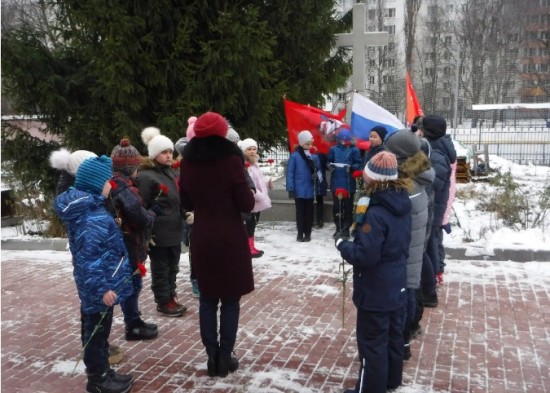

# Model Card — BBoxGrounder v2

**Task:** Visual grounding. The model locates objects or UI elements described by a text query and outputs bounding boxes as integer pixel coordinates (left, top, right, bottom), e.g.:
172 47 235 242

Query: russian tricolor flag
350 93 405 141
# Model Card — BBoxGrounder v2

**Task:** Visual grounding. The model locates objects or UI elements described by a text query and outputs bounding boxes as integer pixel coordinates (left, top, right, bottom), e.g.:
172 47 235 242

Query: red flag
283 98 349 154
406 72 423 126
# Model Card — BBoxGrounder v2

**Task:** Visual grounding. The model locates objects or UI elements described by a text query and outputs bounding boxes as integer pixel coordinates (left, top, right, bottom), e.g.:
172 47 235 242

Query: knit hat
141 127 174 159
370 125 388 142
186 116 197 140
297 130 314 147
111 138 141 176
363 151 398 183
226 125 240 143
74 156 113 195
422 115 447 139
193 112 228 138
174 137 189 157
337 129 352 143
385 129 421 163
238 138 257 152
49 148 97 176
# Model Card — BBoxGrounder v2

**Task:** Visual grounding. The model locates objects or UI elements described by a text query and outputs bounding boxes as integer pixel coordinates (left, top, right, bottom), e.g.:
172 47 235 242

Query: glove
335 238 345 249
288 191 295 199
149 203 162 216
328 164 335 172
441 223 452 234
185 212 194 225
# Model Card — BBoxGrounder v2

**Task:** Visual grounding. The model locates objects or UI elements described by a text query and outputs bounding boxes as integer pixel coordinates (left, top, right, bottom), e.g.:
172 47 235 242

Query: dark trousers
245 212 261 237
354 306 404 393
426 224 442 275
411 289 424 331
437 227 446 272
402 288 416 343
82 307 113 375
332 193 354 233
199 295 241 358
315 195 324 225
120 274 142 327
148 245 181 305
421 252 436 297
294 198 314 237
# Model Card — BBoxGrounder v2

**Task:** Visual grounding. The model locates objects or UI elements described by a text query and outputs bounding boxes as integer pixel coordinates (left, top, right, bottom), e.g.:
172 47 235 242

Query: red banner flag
283 98 348 154
406 72 423 127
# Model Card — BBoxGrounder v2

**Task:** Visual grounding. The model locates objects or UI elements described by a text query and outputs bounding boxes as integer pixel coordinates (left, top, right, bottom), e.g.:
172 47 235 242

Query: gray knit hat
385 129 421 163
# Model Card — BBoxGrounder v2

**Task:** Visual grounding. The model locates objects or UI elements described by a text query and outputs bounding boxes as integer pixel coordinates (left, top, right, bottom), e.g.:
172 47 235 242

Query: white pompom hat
141 127 174 159
238 138 257 152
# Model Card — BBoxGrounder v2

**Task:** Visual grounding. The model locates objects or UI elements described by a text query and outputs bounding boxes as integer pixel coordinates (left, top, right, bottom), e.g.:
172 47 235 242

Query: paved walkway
2 223 549 392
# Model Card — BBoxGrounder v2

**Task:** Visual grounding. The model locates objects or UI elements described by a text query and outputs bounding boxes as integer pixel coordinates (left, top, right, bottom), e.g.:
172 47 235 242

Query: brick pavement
2 223 549 392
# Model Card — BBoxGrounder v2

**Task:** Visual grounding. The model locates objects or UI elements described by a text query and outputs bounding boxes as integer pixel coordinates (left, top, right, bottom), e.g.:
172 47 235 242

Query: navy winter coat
337 182 412 312
54 188 133 314
327 144 363 194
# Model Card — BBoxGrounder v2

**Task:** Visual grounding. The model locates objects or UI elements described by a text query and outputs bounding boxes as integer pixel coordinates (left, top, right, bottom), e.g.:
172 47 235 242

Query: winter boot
297 233 304 242
125 318 158 341
303 232 311 242
315 204 324 228
403 342 412 360
436 271 444 286
422 291 438 308
217 352 239 377
207 354 217 377
157 299 186 317
107 345 124 365
86 370 133 393
251 236 264 256
248 237 263 258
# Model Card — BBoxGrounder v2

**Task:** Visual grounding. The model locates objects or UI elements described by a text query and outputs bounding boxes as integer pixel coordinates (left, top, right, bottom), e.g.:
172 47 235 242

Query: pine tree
2 0 350 201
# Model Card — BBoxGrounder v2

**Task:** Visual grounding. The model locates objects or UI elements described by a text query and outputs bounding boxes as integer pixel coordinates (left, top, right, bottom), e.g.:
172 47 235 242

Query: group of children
286 115 456 393
51 109 455 393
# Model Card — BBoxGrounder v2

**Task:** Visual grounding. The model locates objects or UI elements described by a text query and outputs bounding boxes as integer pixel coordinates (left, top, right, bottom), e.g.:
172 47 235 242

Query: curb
2 238 549 262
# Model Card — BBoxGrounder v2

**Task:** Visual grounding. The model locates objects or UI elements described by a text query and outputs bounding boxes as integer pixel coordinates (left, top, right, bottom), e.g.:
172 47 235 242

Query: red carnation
245 162 251 168
109 180 118 190
335 188 349 199
352 170 363 179
267 159 275 164
159 184 168 194
137 262 147 277
172 161 181 169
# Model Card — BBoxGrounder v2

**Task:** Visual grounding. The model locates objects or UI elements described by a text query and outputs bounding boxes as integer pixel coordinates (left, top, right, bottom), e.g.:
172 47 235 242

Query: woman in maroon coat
179 111 255 378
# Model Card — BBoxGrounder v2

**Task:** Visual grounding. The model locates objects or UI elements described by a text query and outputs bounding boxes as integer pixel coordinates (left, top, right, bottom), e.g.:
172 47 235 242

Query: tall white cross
335 3 389 93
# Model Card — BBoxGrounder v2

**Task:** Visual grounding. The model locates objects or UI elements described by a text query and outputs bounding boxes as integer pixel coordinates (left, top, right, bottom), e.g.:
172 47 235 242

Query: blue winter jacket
54 188 133 314
286 149 321 199
337 184 412 312
327 144 363 194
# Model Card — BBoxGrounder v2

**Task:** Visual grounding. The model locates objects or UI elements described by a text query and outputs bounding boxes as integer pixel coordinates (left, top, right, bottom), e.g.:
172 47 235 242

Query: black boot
316 204 324 228
217 353 239 377
86 370 133 393
303 233 311 242
207 354 217 377
297 233 304 242
125 318 158 340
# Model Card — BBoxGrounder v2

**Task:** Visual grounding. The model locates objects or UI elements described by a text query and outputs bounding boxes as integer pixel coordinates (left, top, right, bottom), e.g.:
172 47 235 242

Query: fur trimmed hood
398 151 431 180
182 135 245 164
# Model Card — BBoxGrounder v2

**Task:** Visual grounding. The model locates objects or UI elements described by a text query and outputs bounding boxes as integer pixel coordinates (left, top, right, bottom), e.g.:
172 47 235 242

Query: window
445 36 452 45
369 59 377 67
369 76 375 85
384 59 396 67
443 97 450 106
444 67 451 76
426 68 435 77
385 8 396 18
368 9 376 19
384 25 396 35
383 75 395 84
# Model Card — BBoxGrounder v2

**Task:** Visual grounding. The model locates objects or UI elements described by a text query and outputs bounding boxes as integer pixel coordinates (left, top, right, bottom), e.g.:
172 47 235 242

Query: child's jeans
199 296 241 358
82 306 113 375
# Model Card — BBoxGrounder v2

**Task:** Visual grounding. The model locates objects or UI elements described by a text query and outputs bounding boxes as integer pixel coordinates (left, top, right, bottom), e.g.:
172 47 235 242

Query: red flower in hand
245 162 251 168
137 262 147 277
335 188 349 199
109 180 118 190
352 170 363 179
172 161 181 169
155 184 168 200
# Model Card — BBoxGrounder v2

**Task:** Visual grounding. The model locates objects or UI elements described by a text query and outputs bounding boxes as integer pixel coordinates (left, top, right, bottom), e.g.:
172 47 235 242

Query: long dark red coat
179 136 255 299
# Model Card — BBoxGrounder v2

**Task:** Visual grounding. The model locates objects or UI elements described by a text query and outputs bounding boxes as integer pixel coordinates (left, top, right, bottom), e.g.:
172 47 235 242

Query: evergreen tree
2 0 350 202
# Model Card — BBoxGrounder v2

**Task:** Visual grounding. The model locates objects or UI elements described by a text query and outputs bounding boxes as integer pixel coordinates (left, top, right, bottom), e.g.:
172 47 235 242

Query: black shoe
217 353 239 377
403 343 412 361
207 355 217 377
86 371 132 393
410 325 422 340
340 229 350 239
303 234 311 242
126 318 158 340
315 221 324 229
297 233 304 242
422 292 438 307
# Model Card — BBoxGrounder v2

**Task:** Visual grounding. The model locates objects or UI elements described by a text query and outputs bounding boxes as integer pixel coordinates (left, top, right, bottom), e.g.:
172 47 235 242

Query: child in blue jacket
286 130 321 242
335 151 412 393
327 129 363 239
54 156 135 393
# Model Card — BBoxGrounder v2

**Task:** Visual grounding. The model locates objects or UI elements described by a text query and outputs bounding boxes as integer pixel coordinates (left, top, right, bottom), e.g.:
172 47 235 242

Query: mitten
335 238 346 250
149 203 162 216
441 223 452 234
288 191 295 199
185 212 194 225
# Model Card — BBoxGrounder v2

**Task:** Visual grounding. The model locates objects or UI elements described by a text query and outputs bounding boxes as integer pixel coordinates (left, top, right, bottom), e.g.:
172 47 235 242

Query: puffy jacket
136 159 184 247
337 180 412 312
327 144 363 194
54 188 133 314
286 148 321 199
247 164 272 212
